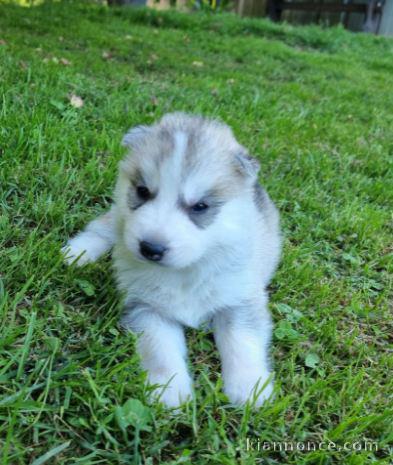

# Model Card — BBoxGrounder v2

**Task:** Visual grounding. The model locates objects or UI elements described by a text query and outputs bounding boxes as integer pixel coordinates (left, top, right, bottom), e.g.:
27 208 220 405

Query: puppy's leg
122 304 192 408
213 302 273 407
62 207 115 266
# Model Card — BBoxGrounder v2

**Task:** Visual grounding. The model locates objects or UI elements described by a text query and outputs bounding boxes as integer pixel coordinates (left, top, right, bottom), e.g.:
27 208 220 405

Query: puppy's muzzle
139 240 167 262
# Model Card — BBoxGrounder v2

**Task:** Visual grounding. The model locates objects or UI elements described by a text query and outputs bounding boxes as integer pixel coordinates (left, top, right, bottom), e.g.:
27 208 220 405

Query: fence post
236 0 267 17
147 0 171 9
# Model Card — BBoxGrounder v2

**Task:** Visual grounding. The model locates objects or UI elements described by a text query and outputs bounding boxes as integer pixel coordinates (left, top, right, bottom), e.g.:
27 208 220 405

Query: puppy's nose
139 241 167 262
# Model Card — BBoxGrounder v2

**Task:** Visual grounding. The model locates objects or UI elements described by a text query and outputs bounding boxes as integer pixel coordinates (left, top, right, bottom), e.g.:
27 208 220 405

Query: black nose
139 241 167 262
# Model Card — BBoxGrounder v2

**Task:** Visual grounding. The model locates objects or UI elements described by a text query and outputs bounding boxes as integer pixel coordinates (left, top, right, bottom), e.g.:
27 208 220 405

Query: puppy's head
115 113 260 269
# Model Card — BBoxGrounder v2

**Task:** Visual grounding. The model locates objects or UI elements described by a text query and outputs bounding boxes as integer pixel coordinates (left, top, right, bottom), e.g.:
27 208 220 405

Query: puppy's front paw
62 233 106 266
148 372 193 408
62 243 90 266
224 372 273 407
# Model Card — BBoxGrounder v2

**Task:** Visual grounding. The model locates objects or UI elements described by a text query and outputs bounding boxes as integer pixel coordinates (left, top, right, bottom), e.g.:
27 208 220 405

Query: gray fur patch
253 183 280 232
122 125 151 149
182 121 207 175
213 302 270 331
155 127 175 165
120 299 152 332
181 190 225 229
234 151 261 178
126 169 157 211
253 182 268 213
127 186 143 211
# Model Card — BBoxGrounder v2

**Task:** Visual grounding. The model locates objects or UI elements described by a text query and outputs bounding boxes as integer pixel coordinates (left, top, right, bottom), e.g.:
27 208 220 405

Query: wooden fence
145 0 266 13
110 0 392 35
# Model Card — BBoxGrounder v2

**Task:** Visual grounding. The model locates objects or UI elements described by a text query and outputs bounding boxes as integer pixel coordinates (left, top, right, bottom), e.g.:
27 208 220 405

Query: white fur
62 208 115 265
63 113 281 408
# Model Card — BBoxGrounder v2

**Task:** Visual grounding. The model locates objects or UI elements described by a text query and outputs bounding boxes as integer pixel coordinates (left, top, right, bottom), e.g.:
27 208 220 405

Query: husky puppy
63 113 281 408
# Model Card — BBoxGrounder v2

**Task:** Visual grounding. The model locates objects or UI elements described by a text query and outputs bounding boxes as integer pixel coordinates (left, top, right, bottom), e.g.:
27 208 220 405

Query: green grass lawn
0 2 392 463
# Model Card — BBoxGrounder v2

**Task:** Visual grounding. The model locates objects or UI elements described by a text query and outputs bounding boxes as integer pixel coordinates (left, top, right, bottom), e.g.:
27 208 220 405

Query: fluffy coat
63 113 281 408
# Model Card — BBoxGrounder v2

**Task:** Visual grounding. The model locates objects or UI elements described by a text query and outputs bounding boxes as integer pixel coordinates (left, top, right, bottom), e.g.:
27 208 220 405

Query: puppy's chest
123 266 246 328
163 277 218 327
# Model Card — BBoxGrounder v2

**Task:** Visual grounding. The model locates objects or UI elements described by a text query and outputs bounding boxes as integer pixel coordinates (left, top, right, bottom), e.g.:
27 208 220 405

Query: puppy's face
115 113 260 269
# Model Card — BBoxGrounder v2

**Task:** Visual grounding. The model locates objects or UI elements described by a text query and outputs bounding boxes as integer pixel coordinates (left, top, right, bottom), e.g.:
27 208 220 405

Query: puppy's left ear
122 125 151 149
234 149 261 179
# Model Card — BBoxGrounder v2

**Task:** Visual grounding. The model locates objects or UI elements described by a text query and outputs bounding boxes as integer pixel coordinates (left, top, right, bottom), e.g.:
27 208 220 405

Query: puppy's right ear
122 125 151 149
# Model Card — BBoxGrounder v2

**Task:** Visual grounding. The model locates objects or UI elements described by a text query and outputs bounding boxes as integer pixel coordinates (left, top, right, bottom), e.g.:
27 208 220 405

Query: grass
0 1 392 463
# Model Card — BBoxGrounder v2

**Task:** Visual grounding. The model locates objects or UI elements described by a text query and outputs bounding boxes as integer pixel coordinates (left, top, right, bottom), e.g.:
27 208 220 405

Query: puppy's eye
136 185 151 201
191 202 209 213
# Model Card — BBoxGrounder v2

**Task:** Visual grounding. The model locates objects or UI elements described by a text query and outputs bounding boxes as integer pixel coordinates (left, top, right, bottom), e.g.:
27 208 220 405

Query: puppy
63 113 281 408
